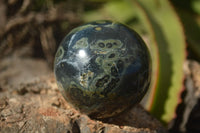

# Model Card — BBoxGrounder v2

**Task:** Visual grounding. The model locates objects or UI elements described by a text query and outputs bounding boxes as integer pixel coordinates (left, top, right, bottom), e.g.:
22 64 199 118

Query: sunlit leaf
131 0 186 123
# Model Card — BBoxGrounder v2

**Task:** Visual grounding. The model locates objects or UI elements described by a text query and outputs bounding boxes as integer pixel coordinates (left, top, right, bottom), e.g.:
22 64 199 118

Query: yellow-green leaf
132 0 186 123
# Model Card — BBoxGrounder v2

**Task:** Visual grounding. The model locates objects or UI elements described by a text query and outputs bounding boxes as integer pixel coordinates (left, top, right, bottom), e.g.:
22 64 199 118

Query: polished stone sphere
54 20 151 119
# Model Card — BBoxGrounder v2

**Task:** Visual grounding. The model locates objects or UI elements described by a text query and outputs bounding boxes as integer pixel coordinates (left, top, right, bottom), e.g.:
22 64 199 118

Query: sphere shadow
89 104 167 132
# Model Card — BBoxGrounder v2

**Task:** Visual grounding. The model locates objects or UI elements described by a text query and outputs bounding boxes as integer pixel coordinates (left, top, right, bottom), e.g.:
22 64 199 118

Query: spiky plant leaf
132 0 186 123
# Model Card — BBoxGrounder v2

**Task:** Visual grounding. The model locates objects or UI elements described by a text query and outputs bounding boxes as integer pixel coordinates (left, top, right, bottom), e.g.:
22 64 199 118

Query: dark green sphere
54 20 151 119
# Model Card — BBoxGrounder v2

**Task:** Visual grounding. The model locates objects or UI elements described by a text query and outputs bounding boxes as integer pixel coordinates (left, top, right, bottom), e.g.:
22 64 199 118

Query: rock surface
169 60 200 133
0 55 167 133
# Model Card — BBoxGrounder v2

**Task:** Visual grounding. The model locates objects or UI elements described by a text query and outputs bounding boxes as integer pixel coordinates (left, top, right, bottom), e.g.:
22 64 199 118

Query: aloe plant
133 0 186 124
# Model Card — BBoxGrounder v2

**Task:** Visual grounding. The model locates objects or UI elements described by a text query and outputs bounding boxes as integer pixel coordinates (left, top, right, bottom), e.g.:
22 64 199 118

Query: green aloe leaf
131 0 186 123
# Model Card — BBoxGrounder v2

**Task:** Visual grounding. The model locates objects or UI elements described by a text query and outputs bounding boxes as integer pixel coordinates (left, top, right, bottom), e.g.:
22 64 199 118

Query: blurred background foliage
0 0 200 129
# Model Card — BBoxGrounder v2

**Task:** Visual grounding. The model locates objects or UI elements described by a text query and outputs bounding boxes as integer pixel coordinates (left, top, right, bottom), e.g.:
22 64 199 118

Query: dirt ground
0 53 168 133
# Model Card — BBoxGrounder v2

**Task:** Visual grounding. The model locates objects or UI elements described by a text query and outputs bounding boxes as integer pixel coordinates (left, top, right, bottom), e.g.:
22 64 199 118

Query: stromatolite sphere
54 20 151 119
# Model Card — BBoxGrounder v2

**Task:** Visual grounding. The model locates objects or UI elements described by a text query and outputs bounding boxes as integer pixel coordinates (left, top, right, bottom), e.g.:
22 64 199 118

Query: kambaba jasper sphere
54 20 151 119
